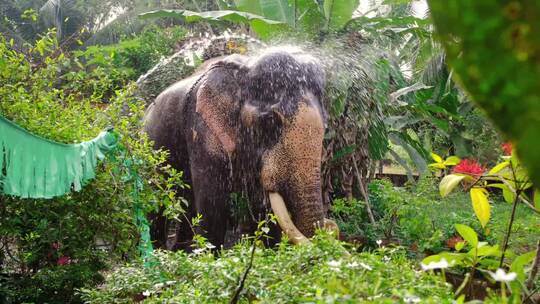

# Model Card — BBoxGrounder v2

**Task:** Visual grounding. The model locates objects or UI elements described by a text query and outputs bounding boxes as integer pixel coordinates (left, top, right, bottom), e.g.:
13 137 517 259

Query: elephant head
194 47 337 244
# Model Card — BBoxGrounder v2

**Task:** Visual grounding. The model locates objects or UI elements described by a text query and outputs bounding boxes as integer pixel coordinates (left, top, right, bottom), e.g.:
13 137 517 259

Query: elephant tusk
323 218 340 237
268 192 310 245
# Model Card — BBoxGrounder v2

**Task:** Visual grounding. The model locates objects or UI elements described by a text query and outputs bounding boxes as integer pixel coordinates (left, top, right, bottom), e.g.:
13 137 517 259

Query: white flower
193 248 205 255
154 283 164 289
421 258 449 271
206 243 216 249
404 294 421 303
359 262 373 271
489 268 517 282
347 261 372 270
165 280 176 286
367 294 382 300
383 256 391 262
376 240 383 246
327 260 342 268
142 290 151 297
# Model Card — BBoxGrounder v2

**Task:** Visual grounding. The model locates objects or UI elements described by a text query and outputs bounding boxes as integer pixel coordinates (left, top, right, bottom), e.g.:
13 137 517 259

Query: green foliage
432 149 535 229
459 109 503 165
141 0 361 40
80 233 454 303
428 1 540 188
139 0 503 183
362 178 539 255
73 25 186 93
423 223 536 303
0 31 184 303
323 0 358 31
422 224 501 273
330 197 366 237
139 9 287 40
371 179 447 252
1 0 192 49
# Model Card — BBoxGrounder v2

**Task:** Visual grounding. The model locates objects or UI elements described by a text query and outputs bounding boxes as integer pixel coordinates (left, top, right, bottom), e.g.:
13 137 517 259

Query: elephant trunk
261 102 336 244
289 181 326 239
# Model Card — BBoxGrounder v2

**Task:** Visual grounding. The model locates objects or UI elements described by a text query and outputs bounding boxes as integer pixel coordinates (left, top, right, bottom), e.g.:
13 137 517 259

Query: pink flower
453 159 485 176
57 256 71 266
51 242 60 250
502 142 513 156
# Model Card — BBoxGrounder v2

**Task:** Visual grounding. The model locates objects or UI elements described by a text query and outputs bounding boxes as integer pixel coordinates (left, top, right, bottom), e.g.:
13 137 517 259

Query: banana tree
140 0 360 39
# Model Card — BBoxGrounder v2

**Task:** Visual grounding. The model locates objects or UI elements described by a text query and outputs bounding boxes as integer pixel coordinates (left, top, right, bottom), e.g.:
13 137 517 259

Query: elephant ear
195 59 246 156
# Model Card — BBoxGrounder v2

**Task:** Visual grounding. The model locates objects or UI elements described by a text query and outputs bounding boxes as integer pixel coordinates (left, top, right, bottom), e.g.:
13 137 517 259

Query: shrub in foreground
81 233 454 303
0 30 183 303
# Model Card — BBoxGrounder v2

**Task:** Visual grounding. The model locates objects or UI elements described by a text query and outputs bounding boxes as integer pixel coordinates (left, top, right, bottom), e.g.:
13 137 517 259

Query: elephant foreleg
149 206 168 250
190 156 232 250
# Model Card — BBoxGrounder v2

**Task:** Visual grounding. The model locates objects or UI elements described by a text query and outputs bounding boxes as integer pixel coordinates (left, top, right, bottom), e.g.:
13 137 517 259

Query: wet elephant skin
144 49 327 250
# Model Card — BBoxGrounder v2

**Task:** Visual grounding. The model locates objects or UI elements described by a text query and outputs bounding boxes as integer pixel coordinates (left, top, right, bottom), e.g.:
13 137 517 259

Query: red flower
57 255 71 266
502 142 513 156
51 242 60 250
453 159 485 176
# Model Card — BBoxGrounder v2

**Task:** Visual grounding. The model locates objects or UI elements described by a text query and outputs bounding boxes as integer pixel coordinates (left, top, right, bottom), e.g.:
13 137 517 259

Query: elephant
143 47 338 250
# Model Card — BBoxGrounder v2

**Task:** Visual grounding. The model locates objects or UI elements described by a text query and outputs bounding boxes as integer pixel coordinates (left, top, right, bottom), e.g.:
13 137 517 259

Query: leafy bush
428 1 540 188
0 30 184 303
80 233 454 303
76 25 186 83
336 178 540 257
330 197 366 238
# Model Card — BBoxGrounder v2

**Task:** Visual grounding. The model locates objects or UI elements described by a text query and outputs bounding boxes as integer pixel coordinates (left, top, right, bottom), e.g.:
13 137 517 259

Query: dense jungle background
0 0 539 303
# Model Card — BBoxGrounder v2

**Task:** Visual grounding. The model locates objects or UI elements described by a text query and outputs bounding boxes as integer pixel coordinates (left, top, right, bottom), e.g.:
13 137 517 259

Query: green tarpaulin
0 115 117 198
0 115 155 265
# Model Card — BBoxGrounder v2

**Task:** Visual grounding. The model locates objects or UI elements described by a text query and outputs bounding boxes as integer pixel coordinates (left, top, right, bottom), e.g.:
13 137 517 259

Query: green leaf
488 161 509 175
331 144 357 162
368 122 389 161
510 251 536 282
388 131 429 174
249 19 290 39
428 1 540 190
439 252 467 265
455 224 478 248
487 183 515 203
502 187 516 204
473 244 501 257
429 163 446 169
431 152 443 163
443 156 461 166
535 189 540 211
146 9 282 24
260 0 295 26
455 241 465 252
323 0 359 31
139 9 287 39
421 254 442 265
439 174 465 197
234 0 264 15
470 188 490 228
290 0 325 33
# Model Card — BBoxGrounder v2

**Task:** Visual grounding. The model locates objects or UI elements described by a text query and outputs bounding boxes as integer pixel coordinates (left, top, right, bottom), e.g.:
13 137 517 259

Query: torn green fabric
0 115 117 198
123 156 156 268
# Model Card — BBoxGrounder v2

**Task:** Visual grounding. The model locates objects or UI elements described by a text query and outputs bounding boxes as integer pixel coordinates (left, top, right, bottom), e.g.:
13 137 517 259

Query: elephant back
135 33 265 105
